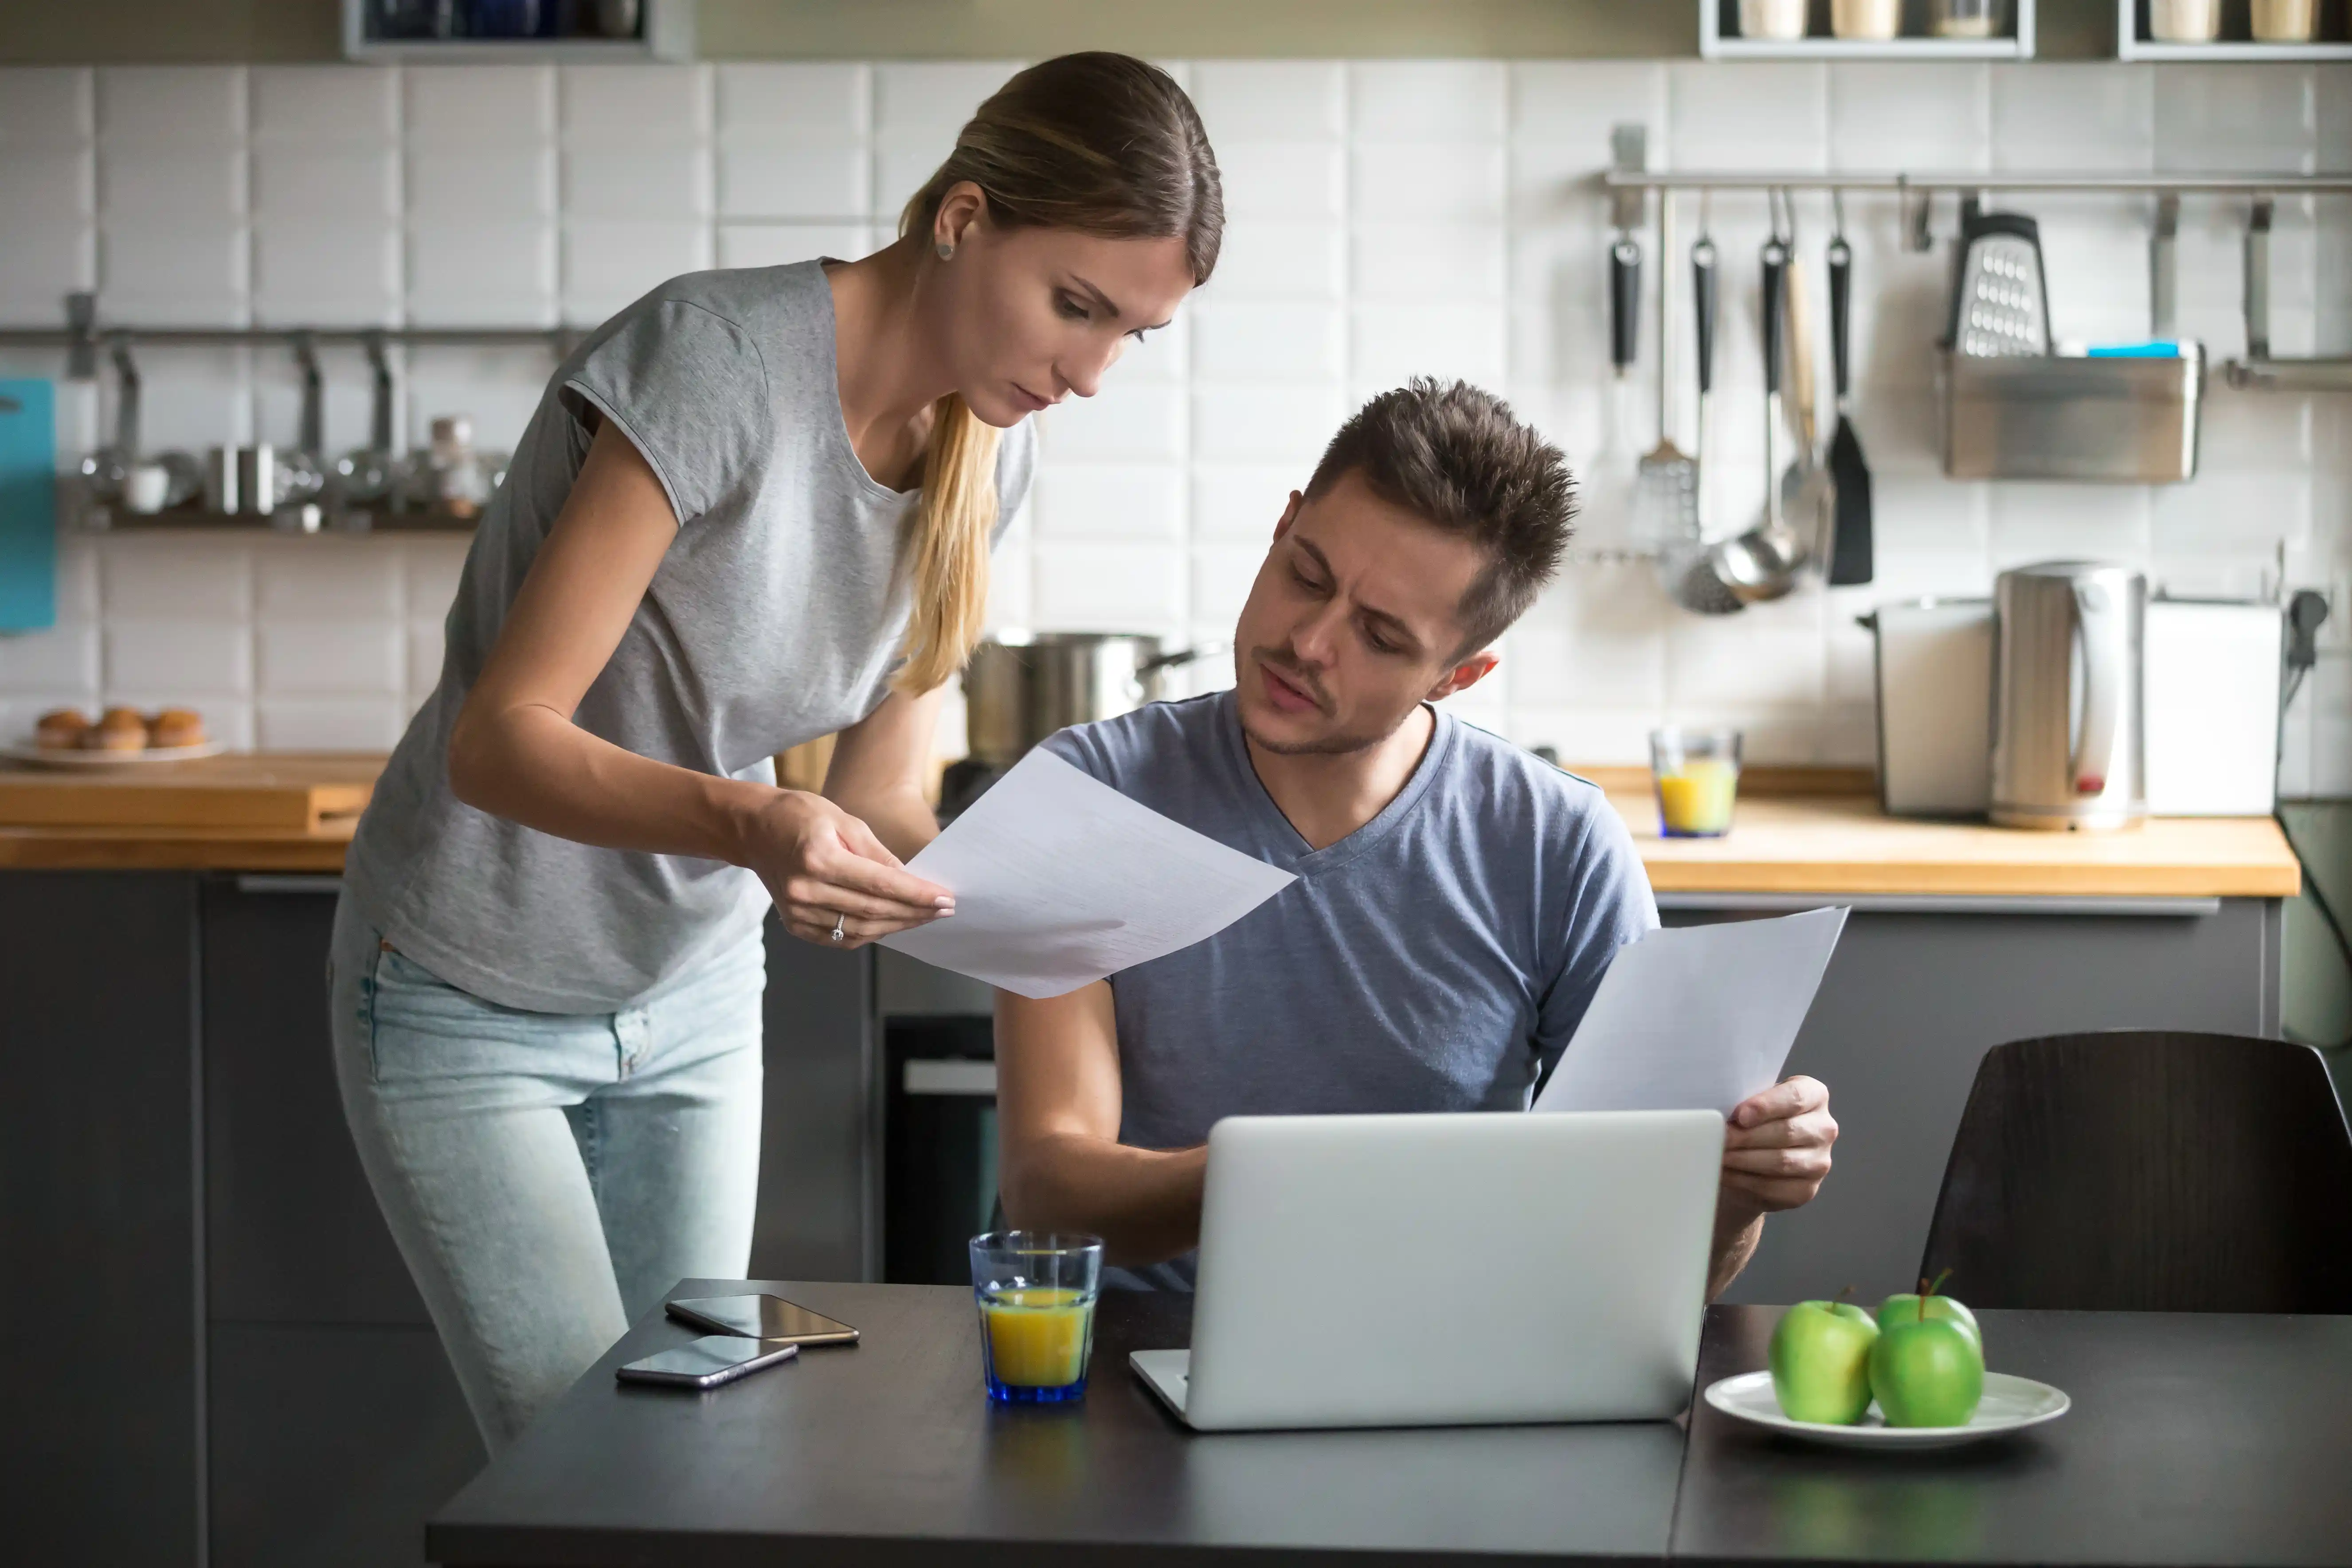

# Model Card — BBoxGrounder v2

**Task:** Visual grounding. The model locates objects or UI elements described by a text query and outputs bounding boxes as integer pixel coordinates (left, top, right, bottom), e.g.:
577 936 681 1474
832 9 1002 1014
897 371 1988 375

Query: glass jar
1739 0 1809 39
1833 0 1903 39
2251 0 2315 41
1932 0 2004 38
2146 0 2220 39
423 414 495 520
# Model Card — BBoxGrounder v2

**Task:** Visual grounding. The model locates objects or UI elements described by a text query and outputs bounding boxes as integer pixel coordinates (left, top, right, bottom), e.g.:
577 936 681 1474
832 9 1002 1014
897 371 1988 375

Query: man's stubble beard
1237 700 1419 759
1237 644 1428 758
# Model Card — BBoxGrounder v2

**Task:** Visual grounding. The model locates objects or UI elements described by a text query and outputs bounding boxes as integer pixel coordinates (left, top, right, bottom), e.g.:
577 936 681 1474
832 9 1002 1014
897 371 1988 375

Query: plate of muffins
5 706 225 766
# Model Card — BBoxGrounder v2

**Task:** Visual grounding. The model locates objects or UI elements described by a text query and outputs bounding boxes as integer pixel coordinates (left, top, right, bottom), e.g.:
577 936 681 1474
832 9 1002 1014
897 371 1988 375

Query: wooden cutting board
0 751 382 833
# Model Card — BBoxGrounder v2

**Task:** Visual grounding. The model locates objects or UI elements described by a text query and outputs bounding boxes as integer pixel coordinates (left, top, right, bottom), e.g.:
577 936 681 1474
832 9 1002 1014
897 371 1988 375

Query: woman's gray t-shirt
347 261 1036 1013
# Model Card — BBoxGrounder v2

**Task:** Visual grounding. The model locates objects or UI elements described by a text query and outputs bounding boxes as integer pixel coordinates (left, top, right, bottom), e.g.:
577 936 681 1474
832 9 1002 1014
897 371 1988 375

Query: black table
1681 1305 2352 1568
429 1279 1687 1567
429 1285 2352 1568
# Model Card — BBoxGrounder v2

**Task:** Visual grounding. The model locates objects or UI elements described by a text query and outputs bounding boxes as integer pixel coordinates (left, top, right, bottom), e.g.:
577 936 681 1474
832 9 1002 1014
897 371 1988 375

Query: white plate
1703 1369 2070 1450
2 739 229 768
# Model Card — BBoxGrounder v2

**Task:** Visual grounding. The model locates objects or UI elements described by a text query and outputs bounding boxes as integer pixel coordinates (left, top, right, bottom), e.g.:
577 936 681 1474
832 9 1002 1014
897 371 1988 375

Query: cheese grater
1947 206 2050 358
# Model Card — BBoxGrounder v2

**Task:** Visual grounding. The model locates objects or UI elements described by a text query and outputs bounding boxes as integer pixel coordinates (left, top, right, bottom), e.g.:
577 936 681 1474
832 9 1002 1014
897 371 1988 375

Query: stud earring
935 241 955 261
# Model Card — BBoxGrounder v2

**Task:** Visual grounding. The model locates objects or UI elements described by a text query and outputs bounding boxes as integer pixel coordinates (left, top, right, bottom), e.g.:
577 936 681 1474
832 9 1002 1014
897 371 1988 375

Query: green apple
1877 1293 1982 1350
1769 1300 1880 1425
1869 1318 1984 1427
1877 1272 1982 1352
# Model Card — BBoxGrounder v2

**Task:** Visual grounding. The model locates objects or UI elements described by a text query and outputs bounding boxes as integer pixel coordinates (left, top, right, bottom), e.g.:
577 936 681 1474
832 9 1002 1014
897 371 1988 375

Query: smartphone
665 1294 861 1346
616 1335 798 1390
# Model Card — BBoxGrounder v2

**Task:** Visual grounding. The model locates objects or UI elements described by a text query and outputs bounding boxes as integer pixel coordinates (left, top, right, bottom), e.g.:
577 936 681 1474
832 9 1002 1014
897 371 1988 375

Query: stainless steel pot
963 633 1223 766
1989 561 2147 832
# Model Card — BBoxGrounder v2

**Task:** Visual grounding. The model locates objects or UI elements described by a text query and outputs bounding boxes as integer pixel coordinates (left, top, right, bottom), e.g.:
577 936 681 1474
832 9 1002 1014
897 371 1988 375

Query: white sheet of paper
1533 906 1848 1117
879 747 1297 999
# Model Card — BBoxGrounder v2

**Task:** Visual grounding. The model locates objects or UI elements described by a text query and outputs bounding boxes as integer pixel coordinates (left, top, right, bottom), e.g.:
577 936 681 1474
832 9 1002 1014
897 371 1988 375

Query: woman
330 52 1222 1451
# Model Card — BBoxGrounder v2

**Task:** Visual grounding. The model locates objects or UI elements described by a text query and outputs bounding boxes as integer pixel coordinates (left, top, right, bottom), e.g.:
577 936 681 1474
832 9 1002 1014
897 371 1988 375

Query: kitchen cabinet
1677 895 2283 1306
0 785 2306 1562
207 1322 480 1568
202 876 428 1326
199 874 485 1568
0 862 881 1568
0 871 204 1568
751 935 878 1283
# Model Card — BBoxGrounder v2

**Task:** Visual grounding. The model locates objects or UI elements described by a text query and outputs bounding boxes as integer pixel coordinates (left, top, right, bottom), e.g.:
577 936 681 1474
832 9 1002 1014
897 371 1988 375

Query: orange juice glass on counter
970 1231 1103 1403
1651 727 1743 838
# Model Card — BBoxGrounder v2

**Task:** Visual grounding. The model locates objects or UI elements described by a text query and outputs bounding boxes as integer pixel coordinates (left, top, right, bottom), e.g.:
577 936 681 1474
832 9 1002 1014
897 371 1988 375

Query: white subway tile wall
0 59 2344 787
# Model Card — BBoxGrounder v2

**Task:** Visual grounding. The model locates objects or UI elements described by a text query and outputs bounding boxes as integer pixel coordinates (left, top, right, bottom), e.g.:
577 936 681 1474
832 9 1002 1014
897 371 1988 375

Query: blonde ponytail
890 52 1221 693
895 395 1001 694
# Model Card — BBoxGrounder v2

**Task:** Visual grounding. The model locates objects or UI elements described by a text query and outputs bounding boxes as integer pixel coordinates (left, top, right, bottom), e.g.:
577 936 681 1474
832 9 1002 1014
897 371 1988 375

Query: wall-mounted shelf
1701 0 2036 59
0 297 575 380
2115 0 2352 58
77 506 475 536
340 0 694 62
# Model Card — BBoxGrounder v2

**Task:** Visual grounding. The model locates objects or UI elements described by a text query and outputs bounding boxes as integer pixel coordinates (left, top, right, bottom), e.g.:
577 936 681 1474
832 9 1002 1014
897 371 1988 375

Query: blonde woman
330 52 1222 1451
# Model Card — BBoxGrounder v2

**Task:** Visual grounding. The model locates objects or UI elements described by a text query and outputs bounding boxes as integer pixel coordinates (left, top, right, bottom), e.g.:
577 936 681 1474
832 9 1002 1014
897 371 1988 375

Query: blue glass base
986 1374 1089 1404
1659 825 1731 838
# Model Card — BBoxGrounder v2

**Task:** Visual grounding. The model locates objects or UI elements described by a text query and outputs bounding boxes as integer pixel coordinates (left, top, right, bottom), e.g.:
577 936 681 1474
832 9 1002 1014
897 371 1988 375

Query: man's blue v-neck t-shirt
1041 691 1659 1287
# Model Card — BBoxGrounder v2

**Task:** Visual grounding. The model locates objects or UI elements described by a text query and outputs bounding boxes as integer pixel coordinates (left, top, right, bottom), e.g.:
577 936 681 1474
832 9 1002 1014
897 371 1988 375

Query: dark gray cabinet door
0 871 202 1568
208 1322 484 1568
200 876 486 1567
752 932 876 1283
201 876 426 1326
1676 899 2283 1306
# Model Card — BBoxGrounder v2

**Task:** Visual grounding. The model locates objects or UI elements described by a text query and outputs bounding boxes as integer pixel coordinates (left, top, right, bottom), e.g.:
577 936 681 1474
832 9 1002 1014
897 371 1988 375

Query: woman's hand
741 788 955 950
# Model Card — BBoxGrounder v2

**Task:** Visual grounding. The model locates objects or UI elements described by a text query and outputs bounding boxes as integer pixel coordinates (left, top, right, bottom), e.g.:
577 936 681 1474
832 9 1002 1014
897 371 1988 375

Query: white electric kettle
1989 561 2148 832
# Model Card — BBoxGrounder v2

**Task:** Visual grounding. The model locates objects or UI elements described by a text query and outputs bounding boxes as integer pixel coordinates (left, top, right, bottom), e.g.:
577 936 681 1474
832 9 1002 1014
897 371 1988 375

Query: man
994 379 1836 1295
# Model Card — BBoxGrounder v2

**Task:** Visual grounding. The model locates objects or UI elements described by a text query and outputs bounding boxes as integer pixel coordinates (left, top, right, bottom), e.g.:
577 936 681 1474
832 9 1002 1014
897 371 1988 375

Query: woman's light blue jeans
327 890 765 1453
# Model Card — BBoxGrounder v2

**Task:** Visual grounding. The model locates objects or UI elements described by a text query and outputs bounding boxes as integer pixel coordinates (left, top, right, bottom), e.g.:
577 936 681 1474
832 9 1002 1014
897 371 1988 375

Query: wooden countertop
0 752 370 872
1616 788 2301 899
0 755 2303 898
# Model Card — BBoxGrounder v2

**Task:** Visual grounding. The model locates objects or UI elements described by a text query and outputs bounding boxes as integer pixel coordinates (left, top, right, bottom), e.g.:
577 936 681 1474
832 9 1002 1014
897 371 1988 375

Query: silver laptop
1129 1109 1723 1431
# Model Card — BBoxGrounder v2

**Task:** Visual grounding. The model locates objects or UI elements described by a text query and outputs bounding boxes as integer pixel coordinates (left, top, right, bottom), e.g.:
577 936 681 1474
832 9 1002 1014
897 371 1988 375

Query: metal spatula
1632 193 1699 555
1825 197 1874 587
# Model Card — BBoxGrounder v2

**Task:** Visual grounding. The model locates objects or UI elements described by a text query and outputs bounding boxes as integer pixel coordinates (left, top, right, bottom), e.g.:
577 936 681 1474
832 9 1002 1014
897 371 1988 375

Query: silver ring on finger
830 911 847 943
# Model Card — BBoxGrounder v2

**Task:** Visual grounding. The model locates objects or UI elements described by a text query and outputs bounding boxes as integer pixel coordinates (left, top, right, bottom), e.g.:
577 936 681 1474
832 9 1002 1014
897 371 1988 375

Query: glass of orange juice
1651 727 1743 837
970 1231 1103 1403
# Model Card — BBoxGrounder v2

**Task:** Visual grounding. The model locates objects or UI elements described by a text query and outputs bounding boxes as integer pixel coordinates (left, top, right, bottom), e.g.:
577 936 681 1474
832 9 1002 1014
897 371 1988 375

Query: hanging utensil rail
1601 152 2352 394
1601 171 2352 194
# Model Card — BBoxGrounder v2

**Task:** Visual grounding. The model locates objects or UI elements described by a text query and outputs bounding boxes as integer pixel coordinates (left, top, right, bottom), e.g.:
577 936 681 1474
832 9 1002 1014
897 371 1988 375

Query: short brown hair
1303 379 1577 655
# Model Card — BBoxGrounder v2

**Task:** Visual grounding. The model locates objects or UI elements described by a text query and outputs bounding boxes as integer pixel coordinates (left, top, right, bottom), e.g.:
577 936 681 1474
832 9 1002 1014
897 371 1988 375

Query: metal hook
2152 193 2181 342
66 291 99 380
1898 176 1933 254
2244 196 2275 362
107 332 141 457
292 330 324 456
362 329 395 454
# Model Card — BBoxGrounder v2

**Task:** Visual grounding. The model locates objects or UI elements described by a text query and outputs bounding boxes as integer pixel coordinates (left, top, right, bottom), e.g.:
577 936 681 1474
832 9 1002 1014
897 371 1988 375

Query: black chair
1918 1030 2352 1313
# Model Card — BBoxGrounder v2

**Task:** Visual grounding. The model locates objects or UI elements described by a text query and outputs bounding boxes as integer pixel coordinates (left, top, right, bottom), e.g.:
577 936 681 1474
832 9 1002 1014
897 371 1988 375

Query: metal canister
203 446 240 514
962 633 1223 767
235 443 278 516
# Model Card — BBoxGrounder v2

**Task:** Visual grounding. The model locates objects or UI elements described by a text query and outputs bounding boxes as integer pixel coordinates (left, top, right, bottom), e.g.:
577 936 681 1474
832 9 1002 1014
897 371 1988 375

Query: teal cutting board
0 380 58 632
